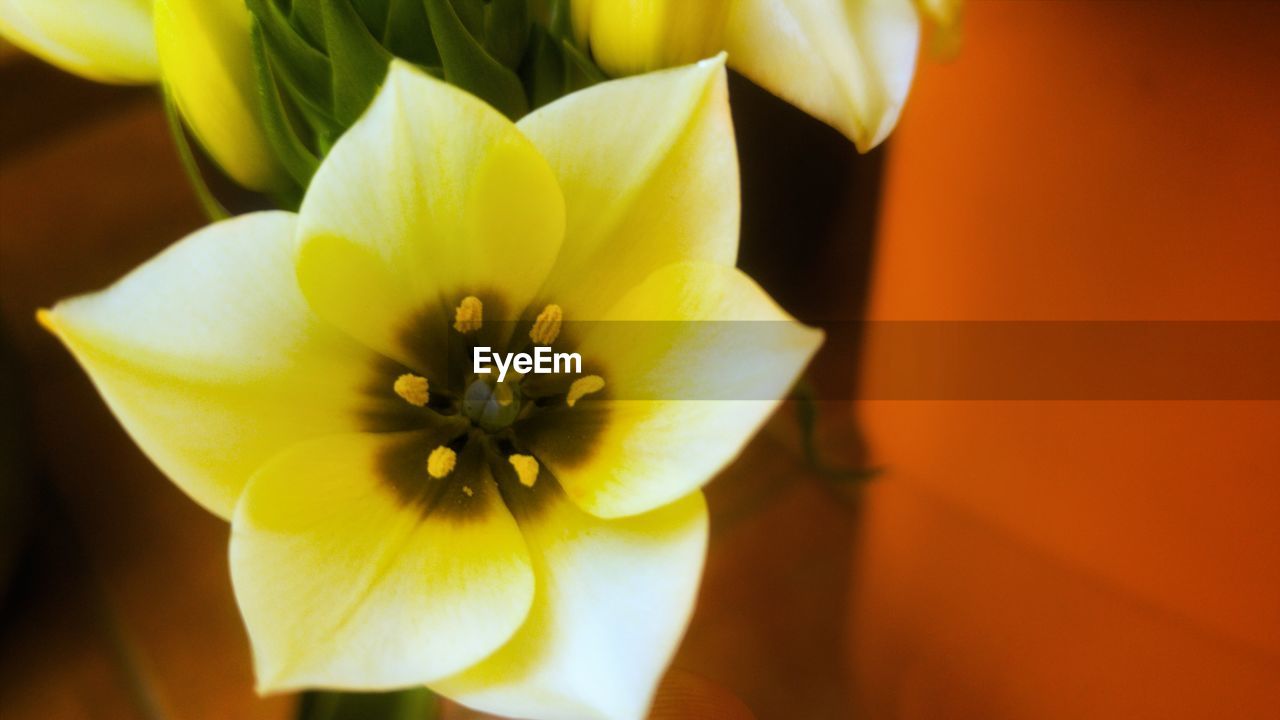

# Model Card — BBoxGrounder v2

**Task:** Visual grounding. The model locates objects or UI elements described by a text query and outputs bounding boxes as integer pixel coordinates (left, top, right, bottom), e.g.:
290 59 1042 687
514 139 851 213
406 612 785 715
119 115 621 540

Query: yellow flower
0 0 157 83
571 0 734 76
573 0 935 152
0 0 284 192
153 0 284 192
41 57 821 719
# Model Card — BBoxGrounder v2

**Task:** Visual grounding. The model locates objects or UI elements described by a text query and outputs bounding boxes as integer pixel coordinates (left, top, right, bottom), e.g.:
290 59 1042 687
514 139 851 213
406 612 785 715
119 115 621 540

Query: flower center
375 295 610 505
463 377 522 432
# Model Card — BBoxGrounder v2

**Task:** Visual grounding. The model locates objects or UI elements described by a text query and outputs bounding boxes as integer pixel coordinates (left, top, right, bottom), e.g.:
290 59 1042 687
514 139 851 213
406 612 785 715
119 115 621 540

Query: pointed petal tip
691 51 728 84
384 56 420 83
34 307 56 333
251 664 305 698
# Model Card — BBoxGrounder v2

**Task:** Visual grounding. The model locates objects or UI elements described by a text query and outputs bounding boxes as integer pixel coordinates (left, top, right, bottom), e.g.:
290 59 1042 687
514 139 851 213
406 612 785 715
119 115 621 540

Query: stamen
427 446 457 479
393 373 429 407
453 296 483 334
509 454 539 488
566 375 605 407
529 304 563 345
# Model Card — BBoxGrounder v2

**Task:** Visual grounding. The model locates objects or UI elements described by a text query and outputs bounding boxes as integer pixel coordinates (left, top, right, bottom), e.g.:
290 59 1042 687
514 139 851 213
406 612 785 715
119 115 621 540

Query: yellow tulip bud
0 0 158 83
572 0 732 76
154 0 286 193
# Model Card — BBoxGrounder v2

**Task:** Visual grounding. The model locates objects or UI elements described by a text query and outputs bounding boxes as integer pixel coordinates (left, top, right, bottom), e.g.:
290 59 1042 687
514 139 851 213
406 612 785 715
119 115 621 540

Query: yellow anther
529 304 563 345
453 296 483 334
493 382 514 407
566 375 605 407
427 446 457 479
462 485 474 497
509 454 539 488
393 373 429 407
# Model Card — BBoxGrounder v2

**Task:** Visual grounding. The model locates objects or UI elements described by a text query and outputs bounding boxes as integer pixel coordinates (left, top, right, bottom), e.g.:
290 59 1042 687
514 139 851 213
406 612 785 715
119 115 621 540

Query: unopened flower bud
572 0 732 76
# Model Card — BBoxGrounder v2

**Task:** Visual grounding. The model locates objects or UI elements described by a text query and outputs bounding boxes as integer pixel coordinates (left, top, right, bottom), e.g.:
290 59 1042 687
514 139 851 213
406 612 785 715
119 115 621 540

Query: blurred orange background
1 1 1278 719
852 0 1280 717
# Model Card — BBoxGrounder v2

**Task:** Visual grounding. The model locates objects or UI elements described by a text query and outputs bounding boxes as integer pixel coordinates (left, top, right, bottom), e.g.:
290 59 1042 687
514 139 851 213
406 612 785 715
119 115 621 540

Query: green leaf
544 0 575 39
424 0 528 119
324 0 395 125
450 0 485 38
295 688 439 720
277 74 344 156
558 36 605 85
250 19 319 195
383 0 440 65
482 0 530 68
520 25 603 110
521 25 562 110
351 0 393 40
289 0 328 50
248 0 334 98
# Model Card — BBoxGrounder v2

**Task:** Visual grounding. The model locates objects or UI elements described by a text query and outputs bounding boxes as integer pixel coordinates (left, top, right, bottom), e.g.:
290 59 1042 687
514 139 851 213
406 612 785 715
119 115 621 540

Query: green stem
161 89 231 222
295 688 440 720
793 378 879 482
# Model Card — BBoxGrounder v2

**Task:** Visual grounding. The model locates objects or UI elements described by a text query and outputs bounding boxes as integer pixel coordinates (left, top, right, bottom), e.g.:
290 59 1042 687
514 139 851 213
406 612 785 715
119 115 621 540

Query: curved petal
0 0 157 83
725 0 920 152
435 482 707 720
523 262 823 518
516 56 738 317
296 60 565 369
155 0 287 192
39 212 378 519
231 432 535 691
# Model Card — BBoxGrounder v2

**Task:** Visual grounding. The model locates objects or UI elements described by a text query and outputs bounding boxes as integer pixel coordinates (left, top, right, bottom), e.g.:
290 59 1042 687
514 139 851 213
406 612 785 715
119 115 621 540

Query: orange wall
851 1 1280 717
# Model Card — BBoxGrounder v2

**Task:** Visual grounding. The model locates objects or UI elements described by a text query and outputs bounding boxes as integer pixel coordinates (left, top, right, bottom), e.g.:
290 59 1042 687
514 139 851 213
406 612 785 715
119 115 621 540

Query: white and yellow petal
39 212 378 519
725 0 920 152
518 56 738 316
296 61 565 367
0 0 157 83
524 262 823 518
435 483 707 720
154 0 287 192
231 432 535 691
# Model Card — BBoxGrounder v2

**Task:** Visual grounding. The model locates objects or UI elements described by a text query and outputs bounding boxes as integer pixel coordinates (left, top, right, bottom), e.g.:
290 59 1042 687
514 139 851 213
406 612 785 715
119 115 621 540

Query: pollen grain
453 296 483 334
427 446 457 479
393 373 429 407
567 375 605 407
509 454 539 488
529 304 563 345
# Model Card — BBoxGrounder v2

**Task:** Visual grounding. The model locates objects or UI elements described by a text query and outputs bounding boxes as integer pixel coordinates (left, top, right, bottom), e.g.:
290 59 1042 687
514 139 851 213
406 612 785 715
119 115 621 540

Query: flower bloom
572 0 955 152
0 0 283 192
0 0 156 83
41 57 821 719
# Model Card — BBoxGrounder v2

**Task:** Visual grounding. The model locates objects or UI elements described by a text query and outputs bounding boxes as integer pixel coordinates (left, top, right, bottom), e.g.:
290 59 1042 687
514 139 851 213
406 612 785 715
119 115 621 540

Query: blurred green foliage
247 0 603 204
